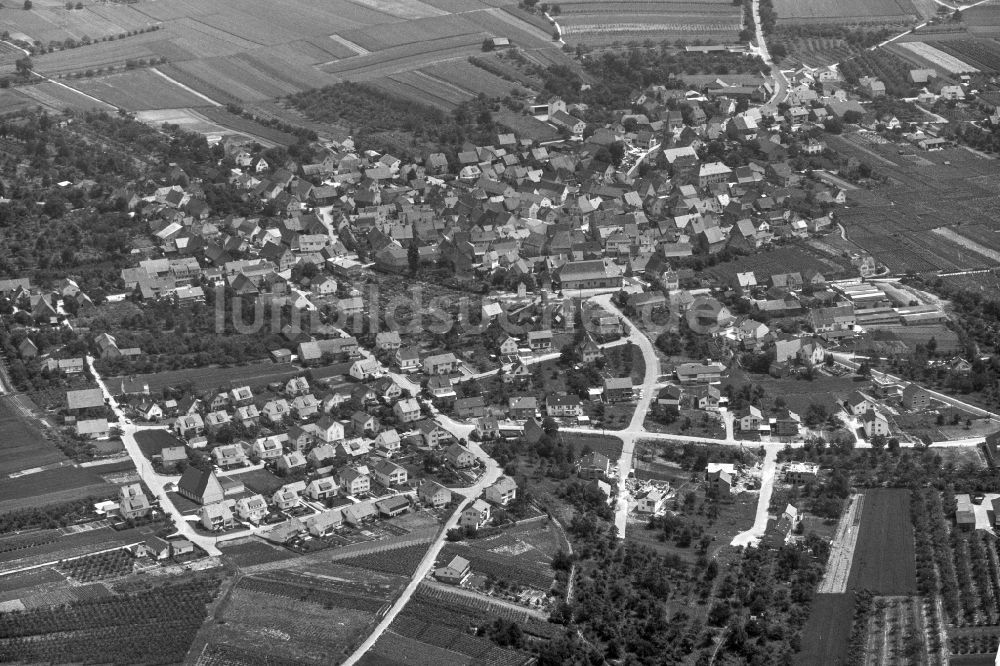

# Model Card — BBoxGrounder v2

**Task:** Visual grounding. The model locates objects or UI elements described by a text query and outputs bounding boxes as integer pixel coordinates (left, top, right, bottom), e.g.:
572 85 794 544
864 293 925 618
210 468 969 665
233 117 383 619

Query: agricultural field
840 48 922 96
896 40 979 74
16 79 113 111
773 0 920 24
9 0 571 113
200 561 407 664
0 525 149 574
828 135 1000 274
0 87 45 116
797 593 856 666
926 38 1000 73
0 575 222 666
67 68 210 110
382 584 536 665
106 362 301 394
0 466 114 513
439 537 555 591
218 538 297 568
555 0 742 45
847 489 916 594
861 596 932 666
336 541 429 576
0 395 68 476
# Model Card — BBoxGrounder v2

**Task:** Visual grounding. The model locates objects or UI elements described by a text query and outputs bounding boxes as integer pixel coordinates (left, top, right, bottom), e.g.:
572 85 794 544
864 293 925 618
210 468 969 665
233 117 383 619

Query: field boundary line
932 226 1000 265
149 67 221 107
818 492 865 594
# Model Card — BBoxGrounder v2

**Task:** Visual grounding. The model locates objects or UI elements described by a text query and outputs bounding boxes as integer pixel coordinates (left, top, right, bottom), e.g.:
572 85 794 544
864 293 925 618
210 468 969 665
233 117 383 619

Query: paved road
340 409 502 665
86 356 240 557
750 0 787 107
731 443 779 547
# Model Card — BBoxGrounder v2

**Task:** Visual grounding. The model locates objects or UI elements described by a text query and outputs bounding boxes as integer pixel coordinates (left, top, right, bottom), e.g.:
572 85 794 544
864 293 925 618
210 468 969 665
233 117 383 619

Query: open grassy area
0 467 113 513
0 396 69 476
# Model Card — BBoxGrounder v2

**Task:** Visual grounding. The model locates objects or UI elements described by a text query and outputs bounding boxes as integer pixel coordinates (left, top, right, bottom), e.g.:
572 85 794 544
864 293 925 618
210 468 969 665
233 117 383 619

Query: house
272 482 305 510
557 259 623 291
956 494 976 530
161 446 187 472
236 404 260 428
175 413 205 440
675 362 726 384
862 410 891 438
67 387 105 414
460 499 491 529
204 410 232 433
578 451 611 479
313 414 345 443
284 376 310 397
351 410 378 435
349 357 379 381
262 399 291 424
736 405 763 432
424 352 459 375
509 395 538 419
393 397 422 424
230 386 254 406
208 438 248 468
546 394 583 417
687 384 721 412
435 555 471 585
636 488 666 514
177 468 226 505
337 466 371 496
784 462 819 484
118 484 151 520
484 475 517 506
343 501 378 526
416 419 451 447
76 418 110 439
454 396 486 419
418 480 451 508
305 509 343 536
306 476 339 501
527 329 553 351
372 460 407 487
276 451 307 474
235 494 269 523
375 429 402 457
706 467 733 494
902 384 932 411
604 377 634 403
199 502 236 531
396 346 421 371
445 442 477 469
375 331 402 351
845 391 869 416
376 495 411 518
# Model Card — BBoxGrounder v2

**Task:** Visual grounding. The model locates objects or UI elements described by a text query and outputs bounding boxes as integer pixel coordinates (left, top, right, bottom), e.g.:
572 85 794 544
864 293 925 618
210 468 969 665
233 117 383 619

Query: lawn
134 429 185 461
228 468 286 495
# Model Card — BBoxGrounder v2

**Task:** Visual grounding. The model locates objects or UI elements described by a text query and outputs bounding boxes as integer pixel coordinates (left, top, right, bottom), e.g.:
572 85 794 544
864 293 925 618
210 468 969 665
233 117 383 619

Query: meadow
773 0 920 24
0 396 67 476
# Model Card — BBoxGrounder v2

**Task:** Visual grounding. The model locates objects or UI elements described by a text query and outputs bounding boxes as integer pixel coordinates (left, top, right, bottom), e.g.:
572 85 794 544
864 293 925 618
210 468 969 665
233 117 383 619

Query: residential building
460 499 491 529
484 475 517 506
604 377 634 403
418 480 452 508
337 466 371 496
118 484 151 520
199 502 235 531
372 460 408 487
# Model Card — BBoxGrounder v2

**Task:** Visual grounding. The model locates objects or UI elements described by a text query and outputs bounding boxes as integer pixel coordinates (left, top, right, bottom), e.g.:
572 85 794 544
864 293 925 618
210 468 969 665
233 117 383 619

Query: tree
407 242 419 274
22 0 31 8
14 57 32 77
